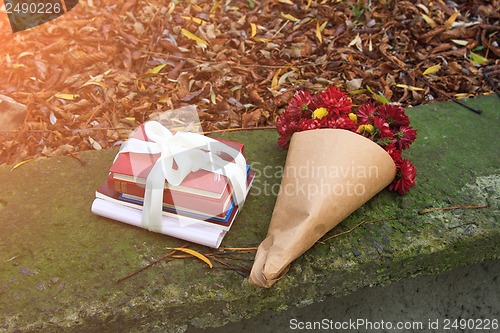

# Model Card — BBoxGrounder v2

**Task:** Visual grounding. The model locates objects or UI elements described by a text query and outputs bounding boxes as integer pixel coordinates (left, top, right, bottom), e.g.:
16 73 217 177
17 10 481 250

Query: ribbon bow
116 121 248 230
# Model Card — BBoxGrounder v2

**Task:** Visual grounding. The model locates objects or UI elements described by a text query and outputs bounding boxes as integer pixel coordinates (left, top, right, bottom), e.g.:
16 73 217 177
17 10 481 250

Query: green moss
0 96 499 332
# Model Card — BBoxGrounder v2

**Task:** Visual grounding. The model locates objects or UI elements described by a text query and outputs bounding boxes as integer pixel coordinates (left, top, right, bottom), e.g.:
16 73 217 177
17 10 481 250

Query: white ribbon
115 121 248 231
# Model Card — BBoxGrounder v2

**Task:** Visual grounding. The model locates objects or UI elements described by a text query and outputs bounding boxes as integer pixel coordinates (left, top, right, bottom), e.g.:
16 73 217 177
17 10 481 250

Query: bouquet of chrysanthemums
250 86 417 287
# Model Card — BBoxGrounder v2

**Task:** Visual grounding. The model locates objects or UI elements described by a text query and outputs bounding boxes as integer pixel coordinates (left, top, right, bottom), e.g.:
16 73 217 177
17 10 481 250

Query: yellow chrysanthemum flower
348 113 357 122
312 107 328 119
358 124 374 133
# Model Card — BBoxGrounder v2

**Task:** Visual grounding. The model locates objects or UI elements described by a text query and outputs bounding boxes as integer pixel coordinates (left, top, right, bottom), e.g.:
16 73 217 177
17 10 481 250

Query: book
110 153 233 199
94 170 255 230
92 122 254 248
118 193 236 222
109 125 245 199
91 170 255 248
109 176 233 218
110 164 251 218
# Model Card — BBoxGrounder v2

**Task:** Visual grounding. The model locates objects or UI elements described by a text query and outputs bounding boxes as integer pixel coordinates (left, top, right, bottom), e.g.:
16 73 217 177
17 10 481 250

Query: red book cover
108 176 233 218
95 179 239 229
95 171 255 229
110 124 245 199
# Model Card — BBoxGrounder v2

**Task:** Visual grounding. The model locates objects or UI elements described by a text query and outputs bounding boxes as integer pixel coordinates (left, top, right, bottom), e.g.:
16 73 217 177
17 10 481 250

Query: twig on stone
211 265 250 276
482 68 500 98
218 247 257 252
419 77 483 114
202 126 277 135
4 255 19 262
318 217 399 244
114 245 256 282
68 153 86 166
418 204 490 215
210 257 250 277
206 254 254 262
114 243 189 283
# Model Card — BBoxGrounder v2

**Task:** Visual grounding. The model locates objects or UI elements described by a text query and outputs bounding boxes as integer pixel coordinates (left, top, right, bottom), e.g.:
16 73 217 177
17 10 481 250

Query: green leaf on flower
377 137 393 147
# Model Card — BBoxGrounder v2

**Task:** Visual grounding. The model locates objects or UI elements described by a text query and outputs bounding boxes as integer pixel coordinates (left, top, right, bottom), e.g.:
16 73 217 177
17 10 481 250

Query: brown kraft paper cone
249 129 396 287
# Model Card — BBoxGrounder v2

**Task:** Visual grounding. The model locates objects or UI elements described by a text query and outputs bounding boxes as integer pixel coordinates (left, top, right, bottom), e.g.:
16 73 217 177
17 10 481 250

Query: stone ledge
0 95 498 332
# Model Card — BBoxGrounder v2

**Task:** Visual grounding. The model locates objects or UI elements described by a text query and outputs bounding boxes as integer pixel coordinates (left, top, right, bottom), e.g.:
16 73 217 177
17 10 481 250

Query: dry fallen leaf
316 21 323 43
346 78 363 91
421 14 437 28
144 64 167 78
396 84 425 91
469 51 488 66
423 64 441 75
54 93 80 100
171 247 213 268
0 0 496 166
242 109 262 128
181 28 209 49
348 34 363 51
88 136 103 150
250 22 257 37
445 12 460 29
281 12 300 22
10 158 36 171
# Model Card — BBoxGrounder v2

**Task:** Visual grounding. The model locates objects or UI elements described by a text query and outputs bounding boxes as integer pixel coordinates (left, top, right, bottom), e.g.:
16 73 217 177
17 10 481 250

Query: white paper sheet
91 198 226 248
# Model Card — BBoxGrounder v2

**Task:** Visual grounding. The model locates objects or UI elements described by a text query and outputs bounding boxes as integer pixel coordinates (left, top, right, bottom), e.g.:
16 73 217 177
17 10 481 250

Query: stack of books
91 124 254 248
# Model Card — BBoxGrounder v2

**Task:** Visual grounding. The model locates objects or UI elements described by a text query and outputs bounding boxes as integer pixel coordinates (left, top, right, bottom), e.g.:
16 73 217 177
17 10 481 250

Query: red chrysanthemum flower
389 159 416 195
373 116 394 140
394 126 417 150
277 134 292 149
287 89 314 119
275 85 417 195
384 142 403 165
375 104 410 127
356 102 376 124
327 115 358 131
276 114 300 149
316 86 352 116
298 118 322 132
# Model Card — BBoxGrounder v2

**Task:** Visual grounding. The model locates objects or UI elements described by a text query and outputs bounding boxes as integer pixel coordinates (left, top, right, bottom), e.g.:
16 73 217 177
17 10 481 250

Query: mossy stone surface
0 95 498 332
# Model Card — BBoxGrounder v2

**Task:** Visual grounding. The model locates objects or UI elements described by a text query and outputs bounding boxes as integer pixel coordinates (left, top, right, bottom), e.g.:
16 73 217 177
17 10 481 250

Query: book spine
108 177 231 216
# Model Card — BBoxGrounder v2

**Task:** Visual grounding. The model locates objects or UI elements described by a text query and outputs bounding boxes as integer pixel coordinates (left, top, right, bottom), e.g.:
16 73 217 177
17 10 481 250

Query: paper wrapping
249 129 396 287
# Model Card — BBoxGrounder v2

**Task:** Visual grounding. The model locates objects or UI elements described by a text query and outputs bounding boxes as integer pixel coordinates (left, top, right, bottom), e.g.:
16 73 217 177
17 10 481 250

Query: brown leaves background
0 0 498 165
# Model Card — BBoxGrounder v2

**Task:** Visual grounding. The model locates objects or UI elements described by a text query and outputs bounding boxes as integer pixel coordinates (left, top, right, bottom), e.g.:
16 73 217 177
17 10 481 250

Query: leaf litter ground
0 0 498 166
